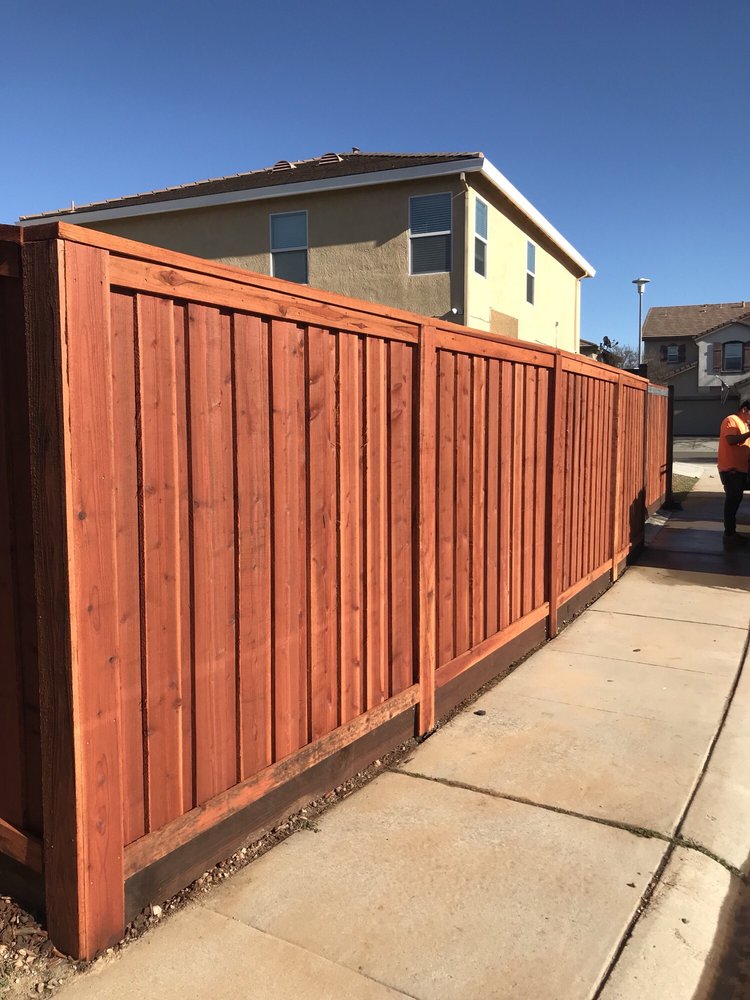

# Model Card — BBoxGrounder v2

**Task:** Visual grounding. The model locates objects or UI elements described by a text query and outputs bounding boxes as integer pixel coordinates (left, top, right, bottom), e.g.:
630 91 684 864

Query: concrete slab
495 646 733 723
206 771 666 1000
553 609 745 676
637 548 750 579
682 651 750 875
599 848 733 1000
592 565 750 628
55 905 404 1000
399 679 715 834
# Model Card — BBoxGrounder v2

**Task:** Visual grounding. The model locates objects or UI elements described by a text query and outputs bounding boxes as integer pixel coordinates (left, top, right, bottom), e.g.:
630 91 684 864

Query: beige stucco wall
86 178 466 322
464 177 583 352
697 323 750 388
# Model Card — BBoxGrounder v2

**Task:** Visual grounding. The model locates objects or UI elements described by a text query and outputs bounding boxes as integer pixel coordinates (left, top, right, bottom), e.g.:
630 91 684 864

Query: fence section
646 386 670 510
1 222 671 959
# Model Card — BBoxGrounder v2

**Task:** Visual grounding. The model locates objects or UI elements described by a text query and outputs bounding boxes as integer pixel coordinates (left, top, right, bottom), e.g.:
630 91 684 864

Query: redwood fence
0 223 670 959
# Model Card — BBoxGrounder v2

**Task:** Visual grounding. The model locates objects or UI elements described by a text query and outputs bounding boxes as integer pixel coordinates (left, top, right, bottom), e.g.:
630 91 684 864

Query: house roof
693 312 750 341
658 362 697 382
19 149 595 277
642 302 750 339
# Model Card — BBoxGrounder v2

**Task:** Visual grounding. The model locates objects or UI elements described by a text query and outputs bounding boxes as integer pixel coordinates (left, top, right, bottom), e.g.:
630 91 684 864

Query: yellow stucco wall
464 177 582 352
87 178 466 322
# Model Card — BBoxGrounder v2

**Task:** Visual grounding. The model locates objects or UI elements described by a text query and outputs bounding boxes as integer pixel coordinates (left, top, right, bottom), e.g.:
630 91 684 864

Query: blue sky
3 0 748 347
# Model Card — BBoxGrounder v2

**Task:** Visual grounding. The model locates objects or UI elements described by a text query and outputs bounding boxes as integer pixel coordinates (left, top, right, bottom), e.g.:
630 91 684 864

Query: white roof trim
20 155 595 276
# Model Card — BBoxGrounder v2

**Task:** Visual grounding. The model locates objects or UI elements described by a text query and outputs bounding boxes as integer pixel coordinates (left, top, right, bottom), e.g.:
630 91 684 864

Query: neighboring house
579 337 599 358
19 150 595 353
642 302 750 434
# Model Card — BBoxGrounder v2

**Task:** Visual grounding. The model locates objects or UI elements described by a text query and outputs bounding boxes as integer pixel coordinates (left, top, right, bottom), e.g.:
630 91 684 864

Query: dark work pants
720 470 746 534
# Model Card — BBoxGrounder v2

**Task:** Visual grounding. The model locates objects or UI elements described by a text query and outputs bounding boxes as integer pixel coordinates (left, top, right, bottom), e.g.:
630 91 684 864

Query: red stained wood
338 334 364 724
233 314 273 777
417 326 437 734
137 294 186 831
307 327 339 738
365 337 389 708
511 364 524 623
188 305 237 800
534 368 548 611
498 362 513 630
471 358 487 645
109 293 145 843
546 356 565 637
522 367 537 617
454 354 471 654
436 351 456 668
485 361 500 637
389 341 415 695
270 320 308 759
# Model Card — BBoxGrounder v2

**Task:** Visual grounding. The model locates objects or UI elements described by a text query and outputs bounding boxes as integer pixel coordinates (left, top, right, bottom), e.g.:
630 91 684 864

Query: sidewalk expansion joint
542 647 732 677
391 767 670 845
212 910 422 1000
589 608 750 632
591 624 750 999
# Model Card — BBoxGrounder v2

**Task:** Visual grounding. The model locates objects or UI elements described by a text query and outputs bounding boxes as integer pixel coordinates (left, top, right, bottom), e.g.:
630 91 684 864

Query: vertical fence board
338 334 364 724
417 326 437 733
499 361 513 629
109 293 145 844
365 338 389 708
534 368 548 610
471 358 487 645
137 294 186 831
511 364 524 623
188 305 237 799
307 327 338 738
436 351 456 668
234 314 273 778
271 320 308 759
454 354 471 654
485 361 500 637
522 367 537 616
389 341 414 695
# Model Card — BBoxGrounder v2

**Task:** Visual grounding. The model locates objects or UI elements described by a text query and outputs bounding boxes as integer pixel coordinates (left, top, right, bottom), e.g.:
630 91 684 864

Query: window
526 242 536 304
474 198 488 277
724 341 743 372
667 344 680 363
409 193 451 274
270 211 308 283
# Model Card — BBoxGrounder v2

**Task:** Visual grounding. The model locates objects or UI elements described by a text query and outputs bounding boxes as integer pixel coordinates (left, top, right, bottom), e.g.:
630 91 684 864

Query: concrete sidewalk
57 469 750 1000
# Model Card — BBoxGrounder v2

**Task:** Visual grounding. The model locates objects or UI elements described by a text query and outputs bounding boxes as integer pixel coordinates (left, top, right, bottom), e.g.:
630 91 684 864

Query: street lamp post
632 277 651 367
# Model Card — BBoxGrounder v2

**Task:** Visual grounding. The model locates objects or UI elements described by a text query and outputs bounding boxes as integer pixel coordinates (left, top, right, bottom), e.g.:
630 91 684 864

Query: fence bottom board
0 850 45 923
125 707 417 923
558 564 621 628
436 619 547 721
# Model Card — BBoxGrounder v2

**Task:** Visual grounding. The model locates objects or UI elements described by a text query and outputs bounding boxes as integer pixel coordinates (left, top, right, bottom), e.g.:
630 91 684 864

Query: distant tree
596 337 640 370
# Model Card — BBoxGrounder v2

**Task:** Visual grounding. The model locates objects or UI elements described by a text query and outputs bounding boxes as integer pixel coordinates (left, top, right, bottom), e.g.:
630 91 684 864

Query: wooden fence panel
8 223 672 959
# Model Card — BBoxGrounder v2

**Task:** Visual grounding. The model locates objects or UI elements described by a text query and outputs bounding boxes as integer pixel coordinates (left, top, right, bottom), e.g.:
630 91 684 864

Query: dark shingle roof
642 302 750 339
21 151 482 221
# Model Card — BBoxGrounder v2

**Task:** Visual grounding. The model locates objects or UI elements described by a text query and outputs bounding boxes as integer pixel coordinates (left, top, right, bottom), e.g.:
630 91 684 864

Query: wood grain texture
470 358 487 645
485 361 500 638
270 321 308 759
307 327 338 738
417 327 437 734
234 315 273 777
338 334 364 724
188 305 237 801
454 354 471 654
436 351 456 669
389 341 415 696
498 362 513 630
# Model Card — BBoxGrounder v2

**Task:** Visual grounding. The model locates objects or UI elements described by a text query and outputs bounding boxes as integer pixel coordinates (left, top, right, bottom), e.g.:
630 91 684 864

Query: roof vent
272 160 296 172
319 152 343 164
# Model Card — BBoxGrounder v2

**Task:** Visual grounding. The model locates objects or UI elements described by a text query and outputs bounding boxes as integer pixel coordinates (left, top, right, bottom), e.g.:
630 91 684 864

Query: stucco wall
643 337 699 368
87 178 466 322
464 177 583 352
696 323 750 388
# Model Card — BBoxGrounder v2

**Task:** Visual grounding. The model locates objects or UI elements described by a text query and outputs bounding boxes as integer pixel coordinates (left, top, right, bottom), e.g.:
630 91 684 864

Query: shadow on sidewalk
693 852 750 1000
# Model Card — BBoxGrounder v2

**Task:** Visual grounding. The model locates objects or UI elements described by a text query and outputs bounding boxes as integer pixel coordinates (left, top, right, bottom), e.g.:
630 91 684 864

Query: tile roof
642 302 750 339
21 151 482 220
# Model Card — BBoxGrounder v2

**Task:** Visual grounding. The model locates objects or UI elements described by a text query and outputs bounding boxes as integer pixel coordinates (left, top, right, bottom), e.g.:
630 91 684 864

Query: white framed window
474 198 488 277
409 193 452 275
526 241 536 305
270 211 308 283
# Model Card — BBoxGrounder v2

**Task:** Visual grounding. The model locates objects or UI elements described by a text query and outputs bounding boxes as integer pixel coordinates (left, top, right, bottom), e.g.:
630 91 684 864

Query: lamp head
632 277 651 295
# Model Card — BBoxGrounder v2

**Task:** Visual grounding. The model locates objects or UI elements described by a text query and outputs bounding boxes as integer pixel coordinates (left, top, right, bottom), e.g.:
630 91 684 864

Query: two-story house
19 150 595 353
642 302 750 434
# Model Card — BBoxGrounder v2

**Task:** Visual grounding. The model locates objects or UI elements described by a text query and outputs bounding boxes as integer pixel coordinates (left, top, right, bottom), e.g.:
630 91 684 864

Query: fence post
417 325 437 734
641 384 650 538
610 375 623 581
24 236 125 959
662 384 679 509
546 354 564 638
